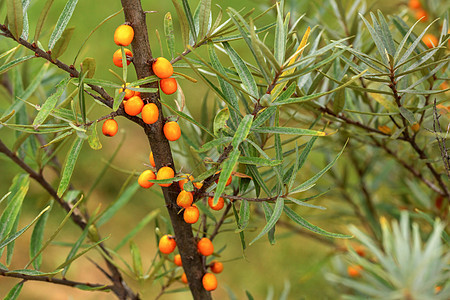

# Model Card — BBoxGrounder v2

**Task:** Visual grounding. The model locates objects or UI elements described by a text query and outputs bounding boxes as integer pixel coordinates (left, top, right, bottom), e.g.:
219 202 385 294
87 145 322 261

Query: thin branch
210 203 232 242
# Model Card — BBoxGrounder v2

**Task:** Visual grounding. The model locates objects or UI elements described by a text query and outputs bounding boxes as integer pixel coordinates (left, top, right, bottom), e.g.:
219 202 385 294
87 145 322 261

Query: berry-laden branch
119 0 211 298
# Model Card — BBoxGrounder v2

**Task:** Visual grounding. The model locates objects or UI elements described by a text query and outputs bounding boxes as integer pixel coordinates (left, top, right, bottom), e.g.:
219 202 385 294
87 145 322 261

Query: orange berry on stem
152 57 173 79
210 261 223 274
347 265 363 277
411 123 420 132
415 9 428 22
208 197 224 211
408 0 421 10
124 95 144 116
197 237 214 256
149 152 155 167
156 166 175 187
422 33 438 48
177 190 194 208
178 174 194 190
160 78 178 95
113 48 132 67
163 121 181 141
102 119 118 137
141 103 159 124
181 272 188 284
138 170 156 189
119 83 135 100
174 254 182 266
202 273 218 291
114 24 134 46
184 205 199 224
159 234 176 254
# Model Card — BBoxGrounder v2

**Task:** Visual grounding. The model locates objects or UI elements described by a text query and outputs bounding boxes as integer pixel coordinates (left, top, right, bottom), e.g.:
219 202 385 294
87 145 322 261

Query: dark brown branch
0 268 113 291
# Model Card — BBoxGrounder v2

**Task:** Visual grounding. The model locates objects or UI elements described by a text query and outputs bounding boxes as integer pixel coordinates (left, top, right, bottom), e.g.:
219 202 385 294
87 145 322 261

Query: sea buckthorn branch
0 139 139 300
432 100 450 178
0 268 113 291
119 0 211 298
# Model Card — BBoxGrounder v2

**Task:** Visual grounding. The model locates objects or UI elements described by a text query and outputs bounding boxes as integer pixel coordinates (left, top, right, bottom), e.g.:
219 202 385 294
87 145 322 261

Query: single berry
160 78 178 95
156 166 175 187
197 237 214 256
422 33 438 48
138 170 156 189
113 48 132 67
159 234 176 254
184 205 199 224
149 152 155 167
181 272 188 284
114 24 134 46
202 273 218 291
163 121 181 141
210 261 223 274
124 95 144 116
152 57 173 79
208 197 224 211
415 9 428 22
174 254 182 266
408 0 421 10
178 174 194 190
102 119 118 137
411 123 420 132
177 190 194 208
142 103 159 124
119 83 135 100
347 265 362 277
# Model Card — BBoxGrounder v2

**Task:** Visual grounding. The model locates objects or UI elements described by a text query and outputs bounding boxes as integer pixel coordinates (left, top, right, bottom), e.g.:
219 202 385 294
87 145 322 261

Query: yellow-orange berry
156 166 175 187
160 78 178 95
119 83 135 100
124 96 144 116
408 0 421 10
411 123 420 132
215 174 232 186
210 261 223 274
174 254 182 266
415 9 428 22
208 197 224 211
194 181 203 189
177 190 194 208
114 24 134 46
102 119 118 137
422 34 438 48
152 57 173 79
184 205 199 224
113 48 132 68
141 103 159 124
163 121 181 141
149 152 155 167
197 237 214 256
159 234 176 254
181 272 188 284
435 285 442 294
178 174 194 190
138 170 156 189
378 125 392 135
347 265 362 277
202 273 217 291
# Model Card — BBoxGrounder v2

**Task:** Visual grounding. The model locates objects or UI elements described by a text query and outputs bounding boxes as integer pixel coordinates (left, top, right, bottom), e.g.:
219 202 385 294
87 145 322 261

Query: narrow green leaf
214 149 239 206
262 202 276 244
130 241 143 277
61 217 92 276
249 196 283 245
51 27 74 59
33 78 70 129
0 55 34 75
78 69 87 124
171 0 189 48
198 0 211 40
30 202 52 270
195 201 216 222
34 0 55 42
87 121 102 150
333 74 347 113
237 199 250 232
113 91 125 111
181 0 197 42
198 137 232 153
48 0 79 50
376 11 395 57
359 13 389 65
6 269 63 276
81 57 96 79
232 202 246 250
82 78 122 89
253 127 326 136
3 282 24 300
231 114 253 149
128 75 158 87
6 0 23 39
55 236 109 270
238 156 282 167
74 285 110 292
57 137 84 197
164 12 175 59
284 206 351 238
399 107 416 125
213 107 230 136
274 2 286 64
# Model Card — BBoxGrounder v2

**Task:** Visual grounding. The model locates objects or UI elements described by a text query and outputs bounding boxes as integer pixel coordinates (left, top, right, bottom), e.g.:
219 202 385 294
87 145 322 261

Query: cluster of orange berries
102 24 182 140
408 0 428 23
158 235 222 291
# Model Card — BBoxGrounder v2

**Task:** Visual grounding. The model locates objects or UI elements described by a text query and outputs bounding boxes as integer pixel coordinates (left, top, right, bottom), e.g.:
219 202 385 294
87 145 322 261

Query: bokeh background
0 0 414 299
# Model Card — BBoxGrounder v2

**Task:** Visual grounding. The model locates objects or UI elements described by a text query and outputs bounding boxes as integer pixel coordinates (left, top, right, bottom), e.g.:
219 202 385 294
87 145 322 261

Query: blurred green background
0 0 407 299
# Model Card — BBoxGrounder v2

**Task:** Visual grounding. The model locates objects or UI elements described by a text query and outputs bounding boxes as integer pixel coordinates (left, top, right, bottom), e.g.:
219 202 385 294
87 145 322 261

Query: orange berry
156 166 175 187
163 121 181 141
149 152 155 167
124 95 144 116
174 254 182 266
178 174 194 190
202 273 217 291
119 83 135 100
208 197 224 211
210 261 223 274
378 125 392 135
354 245 366 257
422 33 438 48
114 24 134 46
411 123 420 132
435 285 442 294
347 265 362 277
160 78 178 95
181 272 188 284
113 48 132 67
197 237 214 256
184 205 199 224
152 57 173 79
159 234 176 254
102 119 118 137
408 0 421 10
141 103 159 124
138 170 156 189
415 9 428 22
177 190 194 208
215 174 232 186
194 181 203 189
